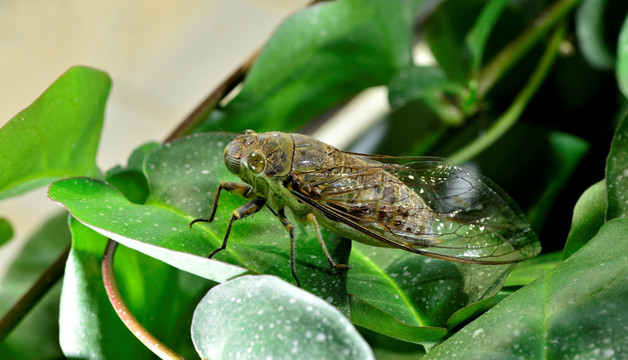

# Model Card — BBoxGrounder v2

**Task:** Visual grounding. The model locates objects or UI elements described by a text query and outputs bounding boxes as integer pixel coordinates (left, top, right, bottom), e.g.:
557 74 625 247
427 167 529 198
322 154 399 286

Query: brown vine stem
0 244 70 343
102 240 184 360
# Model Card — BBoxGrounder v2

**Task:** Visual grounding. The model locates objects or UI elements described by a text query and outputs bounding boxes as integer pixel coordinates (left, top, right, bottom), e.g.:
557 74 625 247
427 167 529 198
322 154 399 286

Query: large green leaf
606 112 628 220
201 0 425 133
48 133 351 310
59 217 209 359
192 275 374 360
0 213 68 360
424 219 628 359
563 180 606 259
0 66 110 199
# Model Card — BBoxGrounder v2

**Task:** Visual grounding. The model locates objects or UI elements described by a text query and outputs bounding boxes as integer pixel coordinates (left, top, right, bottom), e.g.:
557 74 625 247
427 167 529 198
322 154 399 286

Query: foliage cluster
1 0 627 358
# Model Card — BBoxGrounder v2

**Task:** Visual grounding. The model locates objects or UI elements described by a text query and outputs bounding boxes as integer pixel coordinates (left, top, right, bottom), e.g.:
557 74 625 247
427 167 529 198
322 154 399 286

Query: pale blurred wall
0 0 310 277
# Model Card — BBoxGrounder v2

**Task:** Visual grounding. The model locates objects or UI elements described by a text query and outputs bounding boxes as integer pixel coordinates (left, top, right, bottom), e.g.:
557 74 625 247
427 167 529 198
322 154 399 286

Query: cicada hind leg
306 213 349 270
275 211 349 288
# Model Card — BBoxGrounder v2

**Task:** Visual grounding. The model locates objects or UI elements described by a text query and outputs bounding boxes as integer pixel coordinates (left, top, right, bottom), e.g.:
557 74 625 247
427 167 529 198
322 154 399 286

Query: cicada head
223 130 294 180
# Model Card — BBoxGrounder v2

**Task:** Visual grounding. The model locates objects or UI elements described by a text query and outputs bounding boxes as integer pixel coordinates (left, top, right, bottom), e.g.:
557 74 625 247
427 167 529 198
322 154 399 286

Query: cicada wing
291 154 541 264
386 158 541 262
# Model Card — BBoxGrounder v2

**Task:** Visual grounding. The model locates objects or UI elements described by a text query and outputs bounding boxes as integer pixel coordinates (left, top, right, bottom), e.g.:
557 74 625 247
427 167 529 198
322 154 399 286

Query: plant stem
102 239 184 360
477 0 579 99
449 23 566 164
0 244 70 343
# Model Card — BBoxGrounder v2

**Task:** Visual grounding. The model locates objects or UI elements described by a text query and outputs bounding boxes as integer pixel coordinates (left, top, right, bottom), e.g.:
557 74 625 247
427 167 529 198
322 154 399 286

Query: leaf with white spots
191 275 374 360
348 244 513 343
424 219 628 359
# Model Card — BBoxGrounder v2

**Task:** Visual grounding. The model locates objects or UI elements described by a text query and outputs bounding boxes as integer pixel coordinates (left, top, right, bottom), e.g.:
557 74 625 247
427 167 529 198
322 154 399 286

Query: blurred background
0 0 311 277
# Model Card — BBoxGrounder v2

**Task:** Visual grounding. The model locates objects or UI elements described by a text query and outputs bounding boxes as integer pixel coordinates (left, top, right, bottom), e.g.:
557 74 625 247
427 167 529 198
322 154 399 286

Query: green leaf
465 0 510 73
424 219 628 359
563 180 606 259
59 217 209 359
0 218 13 246
104 141 159 204
358 326 426 359
191 275 374 360
387 65 465 125
127 141 160 172
201 0 417 133
606 112 628 220
0 66 110 200
576 0 615 70
617 13 628 98
0 213 68 360
347 243 513 343
348 294 447 344
505 251 562 286
48 133 351 310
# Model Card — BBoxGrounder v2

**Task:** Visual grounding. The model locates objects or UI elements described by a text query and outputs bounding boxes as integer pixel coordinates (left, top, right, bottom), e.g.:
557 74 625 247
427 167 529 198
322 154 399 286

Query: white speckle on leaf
315 333 326 342
472 328 484 338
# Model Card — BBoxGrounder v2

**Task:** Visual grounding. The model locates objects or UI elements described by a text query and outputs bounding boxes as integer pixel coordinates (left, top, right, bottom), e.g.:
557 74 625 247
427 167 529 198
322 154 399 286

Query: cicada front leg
190 181 255 226
190 181 263 259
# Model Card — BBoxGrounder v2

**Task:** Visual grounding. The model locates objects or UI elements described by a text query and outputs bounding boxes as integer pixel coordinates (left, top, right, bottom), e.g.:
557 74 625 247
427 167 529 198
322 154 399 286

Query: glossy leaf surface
0 66 109 199
192 275 374 360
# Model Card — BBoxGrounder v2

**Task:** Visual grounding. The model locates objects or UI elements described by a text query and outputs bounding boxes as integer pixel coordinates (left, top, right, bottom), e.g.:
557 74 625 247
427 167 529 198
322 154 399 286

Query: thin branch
449 23 566 164
0 244 70 342
102 239 184 360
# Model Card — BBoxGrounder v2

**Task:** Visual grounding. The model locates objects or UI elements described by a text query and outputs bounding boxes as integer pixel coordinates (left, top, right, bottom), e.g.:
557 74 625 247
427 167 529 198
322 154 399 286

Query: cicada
190 130 541 286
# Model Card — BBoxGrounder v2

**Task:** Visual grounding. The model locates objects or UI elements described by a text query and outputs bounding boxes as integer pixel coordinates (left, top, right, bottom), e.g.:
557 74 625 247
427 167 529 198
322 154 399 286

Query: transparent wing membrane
291 155 541 264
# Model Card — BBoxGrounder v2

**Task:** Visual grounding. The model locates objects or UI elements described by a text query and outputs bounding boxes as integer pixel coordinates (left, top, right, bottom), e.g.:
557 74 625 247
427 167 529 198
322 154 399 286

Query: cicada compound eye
247 151 266 174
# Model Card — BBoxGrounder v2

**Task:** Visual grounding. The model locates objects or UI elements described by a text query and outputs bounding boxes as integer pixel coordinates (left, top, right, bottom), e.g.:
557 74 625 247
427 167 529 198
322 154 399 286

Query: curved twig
102 239 184 360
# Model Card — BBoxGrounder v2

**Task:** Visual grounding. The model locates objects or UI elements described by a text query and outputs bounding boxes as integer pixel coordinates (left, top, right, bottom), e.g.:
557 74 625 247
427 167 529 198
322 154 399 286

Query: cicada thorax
288 134 435 246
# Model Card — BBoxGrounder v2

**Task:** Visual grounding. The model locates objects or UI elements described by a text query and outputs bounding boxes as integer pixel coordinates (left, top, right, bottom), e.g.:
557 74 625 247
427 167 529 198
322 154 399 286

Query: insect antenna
215 125 233 141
